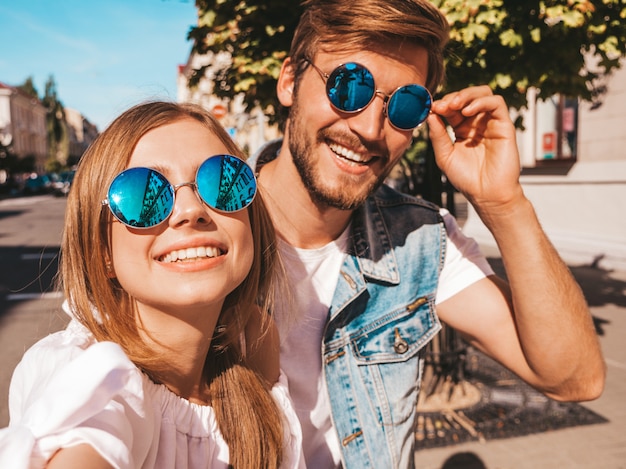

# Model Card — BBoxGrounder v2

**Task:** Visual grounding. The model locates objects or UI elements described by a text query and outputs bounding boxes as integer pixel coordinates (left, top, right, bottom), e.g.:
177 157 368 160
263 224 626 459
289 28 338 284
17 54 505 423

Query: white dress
0 319 305 469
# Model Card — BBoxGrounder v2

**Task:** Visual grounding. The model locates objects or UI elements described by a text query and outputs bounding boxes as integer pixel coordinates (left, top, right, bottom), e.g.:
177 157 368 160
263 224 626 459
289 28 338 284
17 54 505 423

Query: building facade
65 107 99 167
0 82 98 184
177 51 279 157
0 82 47 172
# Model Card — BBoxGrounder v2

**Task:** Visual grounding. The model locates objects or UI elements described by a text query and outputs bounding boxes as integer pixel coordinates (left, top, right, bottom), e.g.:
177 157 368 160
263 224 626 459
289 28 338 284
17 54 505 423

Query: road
0 194 68 426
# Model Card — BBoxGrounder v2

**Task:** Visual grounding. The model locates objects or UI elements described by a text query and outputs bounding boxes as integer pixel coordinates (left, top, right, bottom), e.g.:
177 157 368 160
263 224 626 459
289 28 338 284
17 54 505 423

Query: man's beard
286 101 385 211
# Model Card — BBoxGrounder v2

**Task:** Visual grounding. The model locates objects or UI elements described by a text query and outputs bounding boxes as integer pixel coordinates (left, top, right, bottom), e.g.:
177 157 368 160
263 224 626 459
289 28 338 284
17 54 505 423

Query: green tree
437 0 626 114
42 75 69 169
188 0 626 205
188 0 303 122
190 0 626 122
17 76 39 100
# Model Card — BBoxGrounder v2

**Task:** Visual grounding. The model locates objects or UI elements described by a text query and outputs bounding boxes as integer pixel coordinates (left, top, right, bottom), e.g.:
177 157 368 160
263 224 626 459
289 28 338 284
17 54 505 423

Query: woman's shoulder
14 320 95 382
9 320 136 417
12 320 109 391
4 323 143 468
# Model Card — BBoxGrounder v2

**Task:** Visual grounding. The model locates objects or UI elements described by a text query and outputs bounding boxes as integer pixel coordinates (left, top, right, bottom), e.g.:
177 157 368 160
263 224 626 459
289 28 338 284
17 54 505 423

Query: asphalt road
0 194 68 426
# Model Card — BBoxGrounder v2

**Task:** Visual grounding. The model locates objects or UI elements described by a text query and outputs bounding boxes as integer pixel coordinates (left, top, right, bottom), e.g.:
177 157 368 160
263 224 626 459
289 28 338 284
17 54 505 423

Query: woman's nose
168 184 212 227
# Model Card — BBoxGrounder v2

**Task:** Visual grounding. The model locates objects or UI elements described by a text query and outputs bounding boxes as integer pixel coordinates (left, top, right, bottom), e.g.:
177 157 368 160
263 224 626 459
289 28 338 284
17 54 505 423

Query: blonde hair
60 101 284 467
289 0 450 94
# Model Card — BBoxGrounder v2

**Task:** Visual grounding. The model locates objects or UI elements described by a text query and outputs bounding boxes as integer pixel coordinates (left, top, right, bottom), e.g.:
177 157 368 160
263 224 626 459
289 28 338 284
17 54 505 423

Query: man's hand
427 85 523 218
429 87 605 402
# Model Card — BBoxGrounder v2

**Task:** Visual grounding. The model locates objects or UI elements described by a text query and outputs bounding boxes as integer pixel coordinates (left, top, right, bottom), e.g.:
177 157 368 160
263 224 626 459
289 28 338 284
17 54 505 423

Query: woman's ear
276 57 296 108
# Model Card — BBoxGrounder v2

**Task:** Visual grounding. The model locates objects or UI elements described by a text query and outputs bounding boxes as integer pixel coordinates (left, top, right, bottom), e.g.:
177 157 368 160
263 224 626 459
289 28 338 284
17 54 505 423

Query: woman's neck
136 304 220 403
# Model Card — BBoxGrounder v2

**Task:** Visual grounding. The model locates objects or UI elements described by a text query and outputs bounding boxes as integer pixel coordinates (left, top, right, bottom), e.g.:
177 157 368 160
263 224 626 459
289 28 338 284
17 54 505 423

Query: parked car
23 173 55 195
53 170 75 196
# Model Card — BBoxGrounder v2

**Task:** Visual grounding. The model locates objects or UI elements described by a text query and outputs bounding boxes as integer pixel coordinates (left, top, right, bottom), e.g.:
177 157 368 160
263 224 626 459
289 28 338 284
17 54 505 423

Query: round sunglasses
306 60 432 131
102 154 256 229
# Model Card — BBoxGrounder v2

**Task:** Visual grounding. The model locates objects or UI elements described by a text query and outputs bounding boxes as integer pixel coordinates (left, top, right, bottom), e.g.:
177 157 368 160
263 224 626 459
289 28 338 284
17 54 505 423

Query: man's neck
258 153 353 249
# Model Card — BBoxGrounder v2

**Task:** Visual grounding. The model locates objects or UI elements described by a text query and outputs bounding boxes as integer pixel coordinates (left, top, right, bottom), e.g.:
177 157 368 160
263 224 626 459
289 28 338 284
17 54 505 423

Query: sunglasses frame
305 59 432 131
101 154 257 229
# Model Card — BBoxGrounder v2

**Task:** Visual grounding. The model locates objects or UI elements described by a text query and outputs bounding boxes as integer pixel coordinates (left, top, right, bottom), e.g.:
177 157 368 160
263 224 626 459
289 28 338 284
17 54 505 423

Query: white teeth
160 246 222 263
328 143 371 164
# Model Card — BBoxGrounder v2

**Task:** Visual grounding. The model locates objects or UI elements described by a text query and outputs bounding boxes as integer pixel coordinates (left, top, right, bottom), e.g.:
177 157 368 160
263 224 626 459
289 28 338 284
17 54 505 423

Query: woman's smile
158 245 224 263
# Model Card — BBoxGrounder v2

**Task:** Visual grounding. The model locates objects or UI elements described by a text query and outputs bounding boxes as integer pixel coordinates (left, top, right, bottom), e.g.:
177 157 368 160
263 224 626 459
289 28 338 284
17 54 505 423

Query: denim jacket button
393 327 409 354
394 339 409 354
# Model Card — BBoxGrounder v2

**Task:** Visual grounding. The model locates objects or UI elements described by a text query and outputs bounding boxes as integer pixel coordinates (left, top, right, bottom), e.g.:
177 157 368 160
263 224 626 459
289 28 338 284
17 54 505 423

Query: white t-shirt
0 319 305 469
276 209 493 468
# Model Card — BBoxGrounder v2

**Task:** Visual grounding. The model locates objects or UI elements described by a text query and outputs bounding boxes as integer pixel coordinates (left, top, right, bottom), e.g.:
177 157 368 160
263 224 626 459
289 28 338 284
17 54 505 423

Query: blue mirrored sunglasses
102 154 256 229
307 60 432 131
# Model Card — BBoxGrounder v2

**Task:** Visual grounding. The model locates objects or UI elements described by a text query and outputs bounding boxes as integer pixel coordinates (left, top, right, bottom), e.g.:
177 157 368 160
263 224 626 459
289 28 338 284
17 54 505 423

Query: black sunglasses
102 154 256 229
306 59 432 131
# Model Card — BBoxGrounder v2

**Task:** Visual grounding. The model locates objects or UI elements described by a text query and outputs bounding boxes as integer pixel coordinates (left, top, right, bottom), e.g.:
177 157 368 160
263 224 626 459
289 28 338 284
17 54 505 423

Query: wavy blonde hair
60 101 284 467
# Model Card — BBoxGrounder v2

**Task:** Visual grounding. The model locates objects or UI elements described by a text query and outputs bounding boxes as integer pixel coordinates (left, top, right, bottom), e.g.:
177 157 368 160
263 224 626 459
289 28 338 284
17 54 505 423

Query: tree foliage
42 75 69 166
190 0 626 119
437 0 626 111
189 0 303 117
17 76 39 100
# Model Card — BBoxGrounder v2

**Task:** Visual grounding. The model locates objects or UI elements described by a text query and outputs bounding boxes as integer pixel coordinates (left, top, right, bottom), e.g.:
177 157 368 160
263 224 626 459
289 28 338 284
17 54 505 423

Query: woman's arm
48 444 113 469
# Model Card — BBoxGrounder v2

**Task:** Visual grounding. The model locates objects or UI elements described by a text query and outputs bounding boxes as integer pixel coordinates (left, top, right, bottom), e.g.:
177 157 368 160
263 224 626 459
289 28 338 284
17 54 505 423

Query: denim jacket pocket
350 294 439 364
347 295 440 427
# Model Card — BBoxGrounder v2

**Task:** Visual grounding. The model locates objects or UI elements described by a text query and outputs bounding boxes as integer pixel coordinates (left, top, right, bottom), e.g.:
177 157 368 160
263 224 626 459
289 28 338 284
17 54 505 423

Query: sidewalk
414 248 626 469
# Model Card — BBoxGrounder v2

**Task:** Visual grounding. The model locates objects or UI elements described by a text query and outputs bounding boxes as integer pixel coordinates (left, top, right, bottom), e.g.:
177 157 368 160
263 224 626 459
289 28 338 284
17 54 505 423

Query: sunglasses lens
107 168 174 228
196 155 257 212
387 84 432 130
326 62 375 112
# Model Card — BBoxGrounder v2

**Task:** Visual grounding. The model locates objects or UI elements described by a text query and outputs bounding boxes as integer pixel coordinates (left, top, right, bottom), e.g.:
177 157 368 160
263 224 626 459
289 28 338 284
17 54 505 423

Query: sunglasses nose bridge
172 180 196 192
374 90 392 119
172 181 206 208
168 180 214 227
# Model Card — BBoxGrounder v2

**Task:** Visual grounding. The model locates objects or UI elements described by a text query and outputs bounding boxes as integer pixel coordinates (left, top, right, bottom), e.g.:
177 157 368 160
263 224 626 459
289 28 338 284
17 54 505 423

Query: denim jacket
324 184 445 468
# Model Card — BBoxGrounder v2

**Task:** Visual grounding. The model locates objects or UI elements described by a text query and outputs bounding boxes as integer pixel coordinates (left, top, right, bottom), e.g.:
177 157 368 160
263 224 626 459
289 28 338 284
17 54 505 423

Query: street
0 194 68 426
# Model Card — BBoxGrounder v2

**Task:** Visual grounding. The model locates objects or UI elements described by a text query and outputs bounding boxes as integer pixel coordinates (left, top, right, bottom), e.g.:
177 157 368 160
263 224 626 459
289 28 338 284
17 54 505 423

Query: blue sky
0 0 197 131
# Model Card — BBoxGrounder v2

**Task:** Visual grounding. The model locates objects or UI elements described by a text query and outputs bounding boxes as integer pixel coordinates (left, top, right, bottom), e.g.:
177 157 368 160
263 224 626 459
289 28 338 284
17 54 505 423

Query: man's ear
277 57 296 107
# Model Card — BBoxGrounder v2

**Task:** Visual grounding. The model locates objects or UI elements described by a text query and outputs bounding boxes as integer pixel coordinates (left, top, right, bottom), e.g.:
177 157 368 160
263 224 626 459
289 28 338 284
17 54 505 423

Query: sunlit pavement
414 255 626 469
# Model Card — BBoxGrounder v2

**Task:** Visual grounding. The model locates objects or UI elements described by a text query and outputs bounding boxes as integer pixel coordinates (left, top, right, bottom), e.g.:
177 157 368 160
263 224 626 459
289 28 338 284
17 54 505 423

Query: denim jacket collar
350 196 400 285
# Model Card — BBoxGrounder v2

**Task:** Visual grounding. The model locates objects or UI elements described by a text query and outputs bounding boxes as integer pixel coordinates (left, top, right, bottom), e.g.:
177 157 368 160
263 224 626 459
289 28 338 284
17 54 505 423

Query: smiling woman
0 101 304 469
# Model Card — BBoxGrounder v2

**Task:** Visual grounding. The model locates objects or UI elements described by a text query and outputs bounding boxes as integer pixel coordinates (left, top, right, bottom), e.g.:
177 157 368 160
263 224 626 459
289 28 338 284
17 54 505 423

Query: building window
535 94 578 162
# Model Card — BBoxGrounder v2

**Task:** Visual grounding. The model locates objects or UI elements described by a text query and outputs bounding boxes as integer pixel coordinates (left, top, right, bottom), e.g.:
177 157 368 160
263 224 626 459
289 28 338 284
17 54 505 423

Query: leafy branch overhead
188 0 303 117
189 0 626 120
